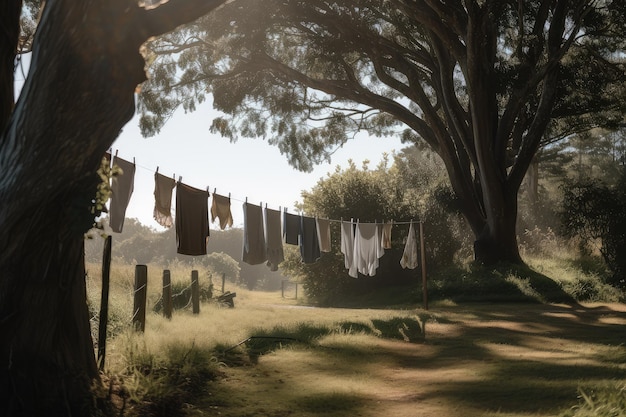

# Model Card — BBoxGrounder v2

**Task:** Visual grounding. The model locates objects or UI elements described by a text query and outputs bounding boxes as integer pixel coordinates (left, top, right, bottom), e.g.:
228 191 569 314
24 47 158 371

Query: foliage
121 338 220 417
560 169 626 288
138 0 626 263
282 149 468 305
561 382 626 417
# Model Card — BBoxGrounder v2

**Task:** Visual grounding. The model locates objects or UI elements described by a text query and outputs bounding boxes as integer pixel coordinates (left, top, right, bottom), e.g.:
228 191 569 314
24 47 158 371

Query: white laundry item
400 222 419 269
353 222 384 277
341 220 356 275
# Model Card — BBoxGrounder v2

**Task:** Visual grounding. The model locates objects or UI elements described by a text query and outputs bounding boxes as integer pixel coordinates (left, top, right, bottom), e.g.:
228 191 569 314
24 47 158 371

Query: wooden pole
295 283 298 300
281 280 285 298
221 273 226 294
162 269 172 320
133 265 148 332
419 222 428 310
97 235 112 371
191 270 200 315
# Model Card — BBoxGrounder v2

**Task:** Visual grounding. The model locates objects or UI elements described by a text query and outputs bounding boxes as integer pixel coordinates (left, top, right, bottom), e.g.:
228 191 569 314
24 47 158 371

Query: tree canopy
138 0 626 264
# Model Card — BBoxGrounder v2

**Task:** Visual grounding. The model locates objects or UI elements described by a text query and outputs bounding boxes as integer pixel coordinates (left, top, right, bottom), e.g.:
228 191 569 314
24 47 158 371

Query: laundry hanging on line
104 151 424 275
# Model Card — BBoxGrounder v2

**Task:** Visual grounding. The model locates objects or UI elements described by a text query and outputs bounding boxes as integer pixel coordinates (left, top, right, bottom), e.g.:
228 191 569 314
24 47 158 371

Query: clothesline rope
111 150 423 226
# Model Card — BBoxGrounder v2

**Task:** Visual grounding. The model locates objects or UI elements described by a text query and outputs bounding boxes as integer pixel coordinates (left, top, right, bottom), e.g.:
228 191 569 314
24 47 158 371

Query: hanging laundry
242 202 267 265
381 221 393 249
400 221 419 269
283 211 300 245
175 182 210 256
300 215 321 264
341 220 355 273
109 155 136 233
153 172 176 228
352 222 384 277
316 218 331 252
211 193 234 230
264 207 284 271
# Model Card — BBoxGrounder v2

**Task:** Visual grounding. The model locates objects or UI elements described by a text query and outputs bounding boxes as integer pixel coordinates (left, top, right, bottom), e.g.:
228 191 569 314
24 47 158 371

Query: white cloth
400 222 419 269
352 222 384 277
381 221 393 249
340 220 355 273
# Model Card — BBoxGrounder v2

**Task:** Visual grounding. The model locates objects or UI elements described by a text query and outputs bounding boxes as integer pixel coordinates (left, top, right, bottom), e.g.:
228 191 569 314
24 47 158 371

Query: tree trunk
0 1 227 415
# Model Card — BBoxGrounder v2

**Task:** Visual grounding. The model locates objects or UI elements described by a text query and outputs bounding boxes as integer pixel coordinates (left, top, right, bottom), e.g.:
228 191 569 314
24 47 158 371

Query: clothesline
109 149 423 226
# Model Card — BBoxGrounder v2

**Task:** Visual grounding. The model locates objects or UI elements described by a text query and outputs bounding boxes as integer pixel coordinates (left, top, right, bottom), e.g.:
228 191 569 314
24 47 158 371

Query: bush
560 170 626 288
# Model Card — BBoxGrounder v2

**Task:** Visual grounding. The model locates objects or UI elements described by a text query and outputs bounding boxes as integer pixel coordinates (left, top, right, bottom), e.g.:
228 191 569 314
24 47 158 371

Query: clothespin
156 166 159 173
133 157 136 164
115 149 118 157
178 176 183 183
213 188 217 195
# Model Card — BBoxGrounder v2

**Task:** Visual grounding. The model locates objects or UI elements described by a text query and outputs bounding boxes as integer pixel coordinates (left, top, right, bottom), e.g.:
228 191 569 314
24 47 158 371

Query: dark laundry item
211 193 234 230
109 156 135 233
283 211 300 245
265 207 284 271
300 215 321 264
175 182 210 256
153 172 176 228
242 202 267 265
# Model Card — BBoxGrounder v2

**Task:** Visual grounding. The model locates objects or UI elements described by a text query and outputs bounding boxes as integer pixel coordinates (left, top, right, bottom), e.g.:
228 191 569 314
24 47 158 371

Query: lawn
88 271 626 417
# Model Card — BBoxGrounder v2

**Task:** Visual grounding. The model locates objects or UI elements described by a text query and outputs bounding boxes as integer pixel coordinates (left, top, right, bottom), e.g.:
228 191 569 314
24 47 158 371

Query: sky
14 52 405 232
112 101 405 231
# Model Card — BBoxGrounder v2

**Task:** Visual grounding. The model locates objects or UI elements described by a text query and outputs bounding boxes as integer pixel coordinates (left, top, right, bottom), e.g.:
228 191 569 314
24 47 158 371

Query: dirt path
197 303 626 417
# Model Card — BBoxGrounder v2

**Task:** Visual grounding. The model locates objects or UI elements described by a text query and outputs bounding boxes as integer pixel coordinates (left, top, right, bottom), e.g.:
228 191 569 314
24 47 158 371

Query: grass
85 259 626 417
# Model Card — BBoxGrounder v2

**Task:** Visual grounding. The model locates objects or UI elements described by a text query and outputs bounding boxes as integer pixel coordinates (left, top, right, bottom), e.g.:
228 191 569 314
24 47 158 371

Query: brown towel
210 193 234 230
153 172 176 228
109 156 135 233
175 182 209 256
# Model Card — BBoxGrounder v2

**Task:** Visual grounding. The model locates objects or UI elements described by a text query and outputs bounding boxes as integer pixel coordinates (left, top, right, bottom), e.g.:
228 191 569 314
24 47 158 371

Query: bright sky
15 52 405 231
112 101 405 230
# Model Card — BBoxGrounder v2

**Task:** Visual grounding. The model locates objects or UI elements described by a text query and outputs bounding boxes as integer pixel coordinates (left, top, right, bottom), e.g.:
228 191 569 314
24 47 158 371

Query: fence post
133 265 148 332
191 270 200 314
162 269 172 320
281 280 285 298
295 283 298 300
97 235 112 371
221 273 226 294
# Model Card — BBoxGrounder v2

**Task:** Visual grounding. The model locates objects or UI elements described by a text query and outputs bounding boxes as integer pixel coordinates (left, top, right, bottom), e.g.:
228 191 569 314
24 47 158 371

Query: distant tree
138 0 626 266
560 169 626 287
205 251 240 285
286 150 466 304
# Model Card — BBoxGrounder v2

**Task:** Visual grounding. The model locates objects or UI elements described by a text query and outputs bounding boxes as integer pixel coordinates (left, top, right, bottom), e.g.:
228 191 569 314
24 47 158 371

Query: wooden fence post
281 280 285 298
221 273 226 294
191 270 200 315
97 235 112 371
133 265 148 332
162 269 172 320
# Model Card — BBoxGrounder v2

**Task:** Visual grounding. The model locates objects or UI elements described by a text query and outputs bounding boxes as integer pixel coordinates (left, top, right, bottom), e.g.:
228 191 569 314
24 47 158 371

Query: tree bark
0 1 227 415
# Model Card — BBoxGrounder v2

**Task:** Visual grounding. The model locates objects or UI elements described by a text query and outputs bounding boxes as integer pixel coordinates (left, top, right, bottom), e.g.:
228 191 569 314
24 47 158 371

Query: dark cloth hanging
153 172 176 228
300 215 321 264
264 207 284 271
211 193 234 230
175 182 210 256
109 156 136 233
283 211 301 245
242 202 267 265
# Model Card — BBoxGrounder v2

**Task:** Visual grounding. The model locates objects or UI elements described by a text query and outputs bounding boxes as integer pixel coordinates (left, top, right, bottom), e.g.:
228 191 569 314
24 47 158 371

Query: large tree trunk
0 1 227 415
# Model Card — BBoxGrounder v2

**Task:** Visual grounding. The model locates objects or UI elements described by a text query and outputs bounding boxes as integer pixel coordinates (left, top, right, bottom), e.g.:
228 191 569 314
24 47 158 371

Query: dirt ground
196 302 626 417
